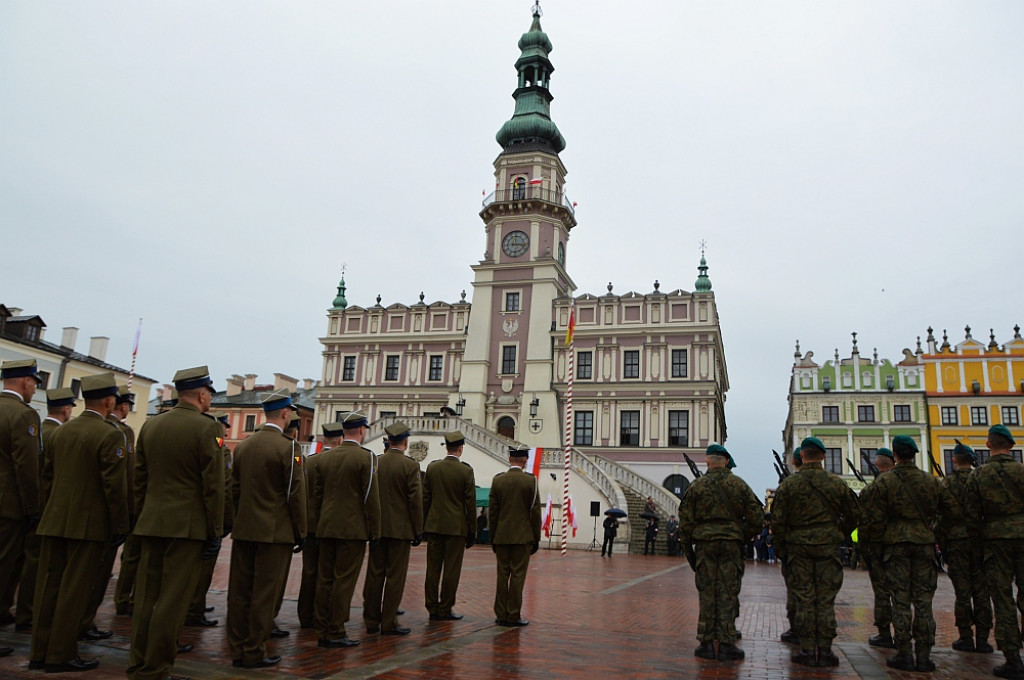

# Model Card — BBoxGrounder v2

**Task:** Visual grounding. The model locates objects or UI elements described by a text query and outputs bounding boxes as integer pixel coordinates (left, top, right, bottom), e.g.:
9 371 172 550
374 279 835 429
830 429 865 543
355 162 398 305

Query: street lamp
529 396 539 417
455 395 466 416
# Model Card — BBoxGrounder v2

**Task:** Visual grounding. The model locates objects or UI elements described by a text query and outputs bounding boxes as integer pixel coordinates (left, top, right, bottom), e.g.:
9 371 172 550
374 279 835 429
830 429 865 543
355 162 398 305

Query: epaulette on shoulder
462 460 472 467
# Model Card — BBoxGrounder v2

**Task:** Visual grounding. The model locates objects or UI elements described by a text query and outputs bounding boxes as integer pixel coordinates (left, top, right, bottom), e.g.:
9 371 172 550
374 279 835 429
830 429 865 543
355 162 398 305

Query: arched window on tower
512 177 526 200
497 416 516 440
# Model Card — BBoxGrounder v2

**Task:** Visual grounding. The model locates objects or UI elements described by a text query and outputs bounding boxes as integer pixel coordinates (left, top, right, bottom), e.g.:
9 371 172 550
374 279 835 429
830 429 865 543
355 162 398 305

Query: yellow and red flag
564 306 576 346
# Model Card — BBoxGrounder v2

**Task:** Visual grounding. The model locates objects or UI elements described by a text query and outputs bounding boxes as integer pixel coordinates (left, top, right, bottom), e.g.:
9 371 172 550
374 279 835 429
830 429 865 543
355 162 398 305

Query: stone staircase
622 487 672 556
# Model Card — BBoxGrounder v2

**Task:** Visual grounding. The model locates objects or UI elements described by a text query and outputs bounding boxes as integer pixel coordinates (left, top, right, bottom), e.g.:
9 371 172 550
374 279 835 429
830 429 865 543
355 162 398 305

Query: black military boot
975 629 994 654
886 645 916 671
952 628 976 652
791 648 817 666
817 644 839 667
717 643 744 661
914 644 936 672
869 627 896 648
994 651 1024 680
693 642 716 660
780 628 799 644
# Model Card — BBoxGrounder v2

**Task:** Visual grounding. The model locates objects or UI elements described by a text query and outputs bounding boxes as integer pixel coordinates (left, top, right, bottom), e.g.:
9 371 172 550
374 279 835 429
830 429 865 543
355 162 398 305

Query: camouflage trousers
786 543 843 651
693 540 744 644
885 543 937 649
781 558 794 627
983 539 1024 651
861 542 892 630
945 538 992 634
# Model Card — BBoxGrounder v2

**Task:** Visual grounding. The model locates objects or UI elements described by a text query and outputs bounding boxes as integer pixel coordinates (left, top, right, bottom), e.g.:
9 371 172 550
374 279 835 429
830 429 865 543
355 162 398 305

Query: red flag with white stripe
526 447 543 477
541 494 553 538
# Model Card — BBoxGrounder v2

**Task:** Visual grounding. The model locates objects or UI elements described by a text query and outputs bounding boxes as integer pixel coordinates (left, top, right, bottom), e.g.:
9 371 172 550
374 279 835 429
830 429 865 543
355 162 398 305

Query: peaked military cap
792 447 802 466
209 410 230 427
45 387 77 408
875 447 895 461
385 421 411 441
989 424 1016 446
168 389 179 405
172 365 215 392
322 421 345 437
116 384 135 405
81 373 119 399
891 435 919 454
261 388 294 412
1 358 43 383
800 436 827 454
341 409 369 429
953 439 977 464
508 444 530 457
443 430 465 447
287 413 301 427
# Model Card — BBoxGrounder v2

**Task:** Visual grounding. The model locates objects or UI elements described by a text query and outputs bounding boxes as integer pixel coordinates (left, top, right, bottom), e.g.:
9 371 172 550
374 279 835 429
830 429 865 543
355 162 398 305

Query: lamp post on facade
455 395 466 416
529 396 539 417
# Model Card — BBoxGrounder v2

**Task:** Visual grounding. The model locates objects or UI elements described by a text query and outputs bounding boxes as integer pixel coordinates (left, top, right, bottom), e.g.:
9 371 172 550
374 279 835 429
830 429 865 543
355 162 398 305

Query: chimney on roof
8 307 22 316
273 373 298 393
226 374 245 397
303 378 315 390
162 384 174 401
88 336 109 362
243 374 257 391
61 327 79 349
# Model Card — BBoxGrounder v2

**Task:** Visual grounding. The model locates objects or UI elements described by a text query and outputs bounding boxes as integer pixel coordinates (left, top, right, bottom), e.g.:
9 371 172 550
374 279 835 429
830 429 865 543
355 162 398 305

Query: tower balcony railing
482 187 575 216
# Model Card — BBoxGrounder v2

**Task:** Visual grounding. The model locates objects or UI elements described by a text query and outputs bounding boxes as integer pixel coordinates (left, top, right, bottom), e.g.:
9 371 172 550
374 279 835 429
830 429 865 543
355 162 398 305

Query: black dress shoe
508 619 529 627
718 643 745 661
318 637 360 648
242 656 281 668
15 622 31 632
0 646 13 657
397 609 405 615
204 606 214 612
44 656 100 673
177 643 194 654
168 675 190 680
79 628 113 641
185 616 218 627
382 626 411 635
780 629 799 644
270 626 289 638
366 627 380 634
232 660 242 668
438 612 463 620
0 610 14 626
886 653 916 671
791 650 817 666
29 660 45 669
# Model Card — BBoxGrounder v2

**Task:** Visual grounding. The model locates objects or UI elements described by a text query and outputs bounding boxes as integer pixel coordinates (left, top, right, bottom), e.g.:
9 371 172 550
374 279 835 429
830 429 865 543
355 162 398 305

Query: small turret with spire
695 243 712 293
332 273 348 310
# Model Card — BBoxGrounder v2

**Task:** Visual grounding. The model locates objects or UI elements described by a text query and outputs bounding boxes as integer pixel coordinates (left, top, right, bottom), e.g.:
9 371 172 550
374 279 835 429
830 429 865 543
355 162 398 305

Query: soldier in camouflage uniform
857 447 896 648
862 435 957 673
964 424 1024 680
678 444 763 661
939 440 993 654
779 447 802 645
773 437 859 668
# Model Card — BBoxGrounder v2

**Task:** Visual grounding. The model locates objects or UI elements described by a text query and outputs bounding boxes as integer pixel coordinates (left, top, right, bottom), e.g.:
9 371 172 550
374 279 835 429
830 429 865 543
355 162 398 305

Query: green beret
45 387 77 408
172 365 214 392
891 435 919 454
1 359 43 383
444 430 465 447
81 373 119 399
322 422 345 437
792 448 802 466
953 439 977 464
990 424 1017 447
385 421 411 441
706 443 729 457
800 436 827 454
875 447 894 461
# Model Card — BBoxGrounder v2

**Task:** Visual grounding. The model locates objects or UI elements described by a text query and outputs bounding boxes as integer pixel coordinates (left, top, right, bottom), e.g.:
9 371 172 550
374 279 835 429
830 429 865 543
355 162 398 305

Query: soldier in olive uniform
128 366 224 680
363 421 423 635
423 430 476 621
862 435 957 672
185 411 233 627
964 425 1024 680
298 422 342 629
14 387 75 632
779 447 802 645
678 444 763 660
0 358 43 645
227 390 305 668
940 440 993 653
857 447 897 648
112 387 143 618
773 437 859 668
30 373 128 672
313 410 380 647
489 445 541 627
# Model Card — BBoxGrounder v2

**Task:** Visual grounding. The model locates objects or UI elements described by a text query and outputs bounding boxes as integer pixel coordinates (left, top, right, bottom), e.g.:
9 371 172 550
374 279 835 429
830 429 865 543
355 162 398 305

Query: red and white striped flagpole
561 305 576 556
127 318 142 390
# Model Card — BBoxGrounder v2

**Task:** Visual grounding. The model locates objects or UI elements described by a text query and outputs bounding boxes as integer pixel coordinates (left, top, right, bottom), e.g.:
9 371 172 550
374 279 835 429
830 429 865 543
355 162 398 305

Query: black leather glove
411 534 422 547
25 513 40 532
530 541 539 555
201 536 222 560
465 536 475 550
293 537 306 554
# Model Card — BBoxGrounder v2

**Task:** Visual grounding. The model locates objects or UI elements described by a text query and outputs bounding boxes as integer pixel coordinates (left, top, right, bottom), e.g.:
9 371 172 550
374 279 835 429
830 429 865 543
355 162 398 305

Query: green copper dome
496 7 566 154
332 275 348 309
695 256 712 292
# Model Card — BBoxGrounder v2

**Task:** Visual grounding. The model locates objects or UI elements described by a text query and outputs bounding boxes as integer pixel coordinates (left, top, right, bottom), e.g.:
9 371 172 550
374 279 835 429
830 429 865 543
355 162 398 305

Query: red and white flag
542 494 553 537
529 177 543 185
566 494 578 537
526 447 543 477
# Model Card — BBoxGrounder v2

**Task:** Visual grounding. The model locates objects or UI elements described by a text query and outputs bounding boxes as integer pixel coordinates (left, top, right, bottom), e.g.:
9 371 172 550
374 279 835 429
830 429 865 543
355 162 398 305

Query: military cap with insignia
385 421 411 441
261 388 294 413
116 384 136 406
989 424 1017 447
1 358 43 383
45 387 77 408
508 444 530 458
209 410 231 427
800 436 827 454
81 372 119 399
443 430 465 447
172 365 215 392
341 409 369 429
875 447 894 461
322 421 345 437
891 435 919 455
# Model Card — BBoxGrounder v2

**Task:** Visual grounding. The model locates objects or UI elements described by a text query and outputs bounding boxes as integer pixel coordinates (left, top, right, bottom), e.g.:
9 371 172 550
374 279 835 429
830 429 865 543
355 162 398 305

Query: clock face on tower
502 230 529 258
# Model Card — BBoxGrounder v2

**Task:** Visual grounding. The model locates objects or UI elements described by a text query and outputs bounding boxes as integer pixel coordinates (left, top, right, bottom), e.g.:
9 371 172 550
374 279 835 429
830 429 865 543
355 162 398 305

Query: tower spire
695 244 712 292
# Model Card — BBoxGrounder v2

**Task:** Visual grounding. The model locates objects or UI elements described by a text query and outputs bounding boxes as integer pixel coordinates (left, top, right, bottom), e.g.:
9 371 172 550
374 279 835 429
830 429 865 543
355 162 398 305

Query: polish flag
309 441 323 455
526 447 543 477
529 177 543 185
566 494 578 537
542 494 553 537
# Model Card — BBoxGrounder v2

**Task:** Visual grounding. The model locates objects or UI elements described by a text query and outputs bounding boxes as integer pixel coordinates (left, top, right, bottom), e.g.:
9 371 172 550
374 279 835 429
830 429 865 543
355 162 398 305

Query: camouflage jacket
861 461 957 545
857 478 882 544
678 467 762 543
938 468 973 544
964 454 1024 540
773 463 858 551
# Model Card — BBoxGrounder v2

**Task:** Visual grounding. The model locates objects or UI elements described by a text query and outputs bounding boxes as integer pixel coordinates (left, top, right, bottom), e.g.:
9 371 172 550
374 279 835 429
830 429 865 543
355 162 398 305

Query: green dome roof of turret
695 256 712 292
518 14 553 55
332 275 348 309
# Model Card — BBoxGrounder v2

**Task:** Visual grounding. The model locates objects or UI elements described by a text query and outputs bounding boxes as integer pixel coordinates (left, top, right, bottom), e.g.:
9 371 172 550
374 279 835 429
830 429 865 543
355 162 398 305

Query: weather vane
533 1 542 18
340 262 348 276
699 239 707 257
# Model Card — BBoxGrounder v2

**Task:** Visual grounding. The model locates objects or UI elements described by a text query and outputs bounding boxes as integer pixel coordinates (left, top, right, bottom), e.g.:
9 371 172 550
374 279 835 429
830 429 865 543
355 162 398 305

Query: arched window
511 177 526 200
497 416 516 439
663 474 690 500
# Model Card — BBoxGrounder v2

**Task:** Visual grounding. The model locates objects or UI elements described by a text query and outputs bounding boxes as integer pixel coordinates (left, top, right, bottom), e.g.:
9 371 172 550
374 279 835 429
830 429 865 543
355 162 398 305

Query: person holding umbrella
601 508 624 556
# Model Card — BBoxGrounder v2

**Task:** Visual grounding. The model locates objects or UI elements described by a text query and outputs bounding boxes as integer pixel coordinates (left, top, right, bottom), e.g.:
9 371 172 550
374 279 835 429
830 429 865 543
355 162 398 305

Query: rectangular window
943 449 955 475
1012 450 1024 463
505 292 520 312
860 448 877 476
893 405 912 422
384 356 400 381
501 346 517 374
857 405 875 423
244 414 256 432
976 448 991 465
71 379 81 398
671 349 688 378
619 410 640 446
824 447 843 475
428 355 443 381
822 406 840 423
668 410 689 447
36 371 50 390
342 356 356 381
623 350 640 379
971 406 988 426
941 406 958 425
574 411 594 446
577 351 593 380
379 411 396 418
1003 406 1021 426
335 411 346 423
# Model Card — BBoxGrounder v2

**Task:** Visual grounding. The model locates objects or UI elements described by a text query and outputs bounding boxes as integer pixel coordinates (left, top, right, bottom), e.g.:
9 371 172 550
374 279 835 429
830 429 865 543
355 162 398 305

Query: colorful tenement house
921 325 1024 470
315 5 729 525
782 333 928 491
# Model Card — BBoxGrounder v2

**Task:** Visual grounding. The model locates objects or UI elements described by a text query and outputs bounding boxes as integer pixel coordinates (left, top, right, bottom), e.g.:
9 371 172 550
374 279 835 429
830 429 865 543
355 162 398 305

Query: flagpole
561 305 575 556
127 318 142 390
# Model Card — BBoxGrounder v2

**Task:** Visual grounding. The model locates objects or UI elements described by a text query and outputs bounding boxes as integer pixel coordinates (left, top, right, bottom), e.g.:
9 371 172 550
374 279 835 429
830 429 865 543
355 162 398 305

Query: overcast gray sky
3 1 1022 496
